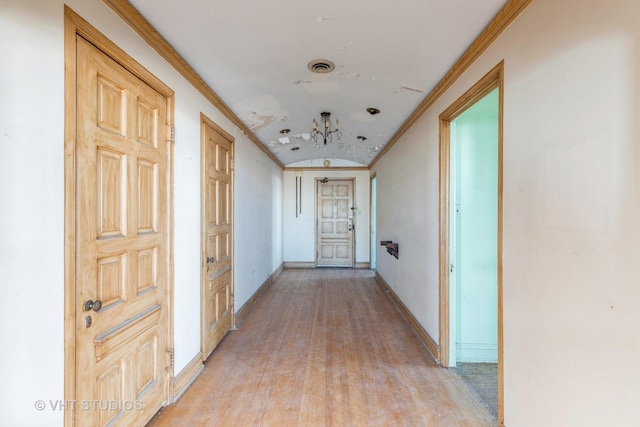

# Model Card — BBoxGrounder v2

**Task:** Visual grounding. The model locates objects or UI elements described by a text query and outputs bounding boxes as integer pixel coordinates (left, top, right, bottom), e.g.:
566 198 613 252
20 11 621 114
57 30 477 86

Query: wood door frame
314 177 356 268
438 61 504 424
200 113 236 357
64 7 175 425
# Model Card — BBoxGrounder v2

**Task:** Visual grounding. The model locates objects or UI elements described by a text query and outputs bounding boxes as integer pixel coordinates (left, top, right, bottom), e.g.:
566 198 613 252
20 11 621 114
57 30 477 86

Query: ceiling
128 0 508 167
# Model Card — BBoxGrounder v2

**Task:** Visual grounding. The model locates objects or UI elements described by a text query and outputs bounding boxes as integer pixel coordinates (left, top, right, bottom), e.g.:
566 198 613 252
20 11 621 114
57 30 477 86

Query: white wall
235 135 284 307
372 0 640 424
0 2 65 426
373 118 440 335
283 169 370 265
0 1 283 425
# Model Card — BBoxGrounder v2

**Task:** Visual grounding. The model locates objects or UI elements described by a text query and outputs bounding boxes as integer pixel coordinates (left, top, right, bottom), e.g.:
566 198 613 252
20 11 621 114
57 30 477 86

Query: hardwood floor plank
148 269 494 426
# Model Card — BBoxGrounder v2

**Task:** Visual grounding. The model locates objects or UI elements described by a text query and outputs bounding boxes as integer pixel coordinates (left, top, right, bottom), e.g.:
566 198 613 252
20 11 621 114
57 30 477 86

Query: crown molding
103 0 284 169
369 0 532 168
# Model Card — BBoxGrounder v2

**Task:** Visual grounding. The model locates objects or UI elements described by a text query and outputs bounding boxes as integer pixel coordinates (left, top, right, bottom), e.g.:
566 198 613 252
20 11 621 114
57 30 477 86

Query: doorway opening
370 174 377 270
439 62 503 423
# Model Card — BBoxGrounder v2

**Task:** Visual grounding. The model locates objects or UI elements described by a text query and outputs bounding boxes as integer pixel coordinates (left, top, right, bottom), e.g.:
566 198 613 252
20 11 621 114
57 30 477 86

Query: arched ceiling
129 0 508 166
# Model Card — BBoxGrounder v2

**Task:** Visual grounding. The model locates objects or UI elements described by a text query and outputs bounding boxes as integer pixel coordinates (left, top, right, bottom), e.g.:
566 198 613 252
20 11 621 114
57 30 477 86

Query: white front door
316 179 354 267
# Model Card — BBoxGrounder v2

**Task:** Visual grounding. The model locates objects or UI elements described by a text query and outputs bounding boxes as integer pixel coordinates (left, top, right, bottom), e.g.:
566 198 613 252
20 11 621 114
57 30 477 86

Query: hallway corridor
148 269 494 426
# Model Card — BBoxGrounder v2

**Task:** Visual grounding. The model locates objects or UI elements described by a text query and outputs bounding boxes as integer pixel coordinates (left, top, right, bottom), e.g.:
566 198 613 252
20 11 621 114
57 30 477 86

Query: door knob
84 299 103 312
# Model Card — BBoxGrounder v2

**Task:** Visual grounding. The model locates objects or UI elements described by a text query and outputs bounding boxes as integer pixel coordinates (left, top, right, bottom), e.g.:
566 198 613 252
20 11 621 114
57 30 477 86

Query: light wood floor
148 269 495 426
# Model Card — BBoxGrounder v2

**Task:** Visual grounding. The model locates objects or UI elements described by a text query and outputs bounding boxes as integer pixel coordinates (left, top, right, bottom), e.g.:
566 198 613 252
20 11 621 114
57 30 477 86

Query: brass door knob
84 299 103 312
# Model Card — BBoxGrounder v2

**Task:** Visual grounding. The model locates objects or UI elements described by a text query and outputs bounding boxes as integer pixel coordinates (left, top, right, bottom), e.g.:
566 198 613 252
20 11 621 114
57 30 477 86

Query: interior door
316 179 354 267
75 35 169 426
201 117 234 360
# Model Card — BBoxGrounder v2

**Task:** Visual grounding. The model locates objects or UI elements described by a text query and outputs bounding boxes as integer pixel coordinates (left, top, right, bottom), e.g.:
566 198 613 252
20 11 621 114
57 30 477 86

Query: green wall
451 88 499 363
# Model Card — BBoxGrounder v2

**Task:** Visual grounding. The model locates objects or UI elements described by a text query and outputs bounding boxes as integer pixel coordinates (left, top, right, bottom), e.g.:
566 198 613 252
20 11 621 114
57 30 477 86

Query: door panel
316 180 354 267
202 118 234 360
76 35 169 426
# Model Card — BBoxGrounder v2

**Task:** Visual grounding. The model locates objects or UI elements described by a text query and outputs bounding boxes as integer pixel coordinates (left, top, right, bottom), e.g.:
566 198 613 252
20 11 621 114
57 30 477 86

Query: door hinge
166 349 174 370
166 125 175 143
230 158 235 171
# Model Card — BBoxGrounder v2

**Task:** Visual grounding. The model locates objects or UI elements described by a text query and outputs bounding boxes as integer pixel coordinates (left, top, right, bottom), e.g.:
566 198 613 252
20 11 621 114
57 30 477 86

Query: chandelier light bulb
309 112 342 146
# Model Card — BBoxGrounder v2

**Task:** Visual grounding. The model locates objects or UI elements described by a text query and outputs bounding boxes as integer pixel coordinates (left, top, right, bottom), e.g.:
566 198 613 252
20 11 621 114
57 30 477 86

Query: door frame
438 62 504 423
315 177 356 268
64 7 175 425
200 113 235 357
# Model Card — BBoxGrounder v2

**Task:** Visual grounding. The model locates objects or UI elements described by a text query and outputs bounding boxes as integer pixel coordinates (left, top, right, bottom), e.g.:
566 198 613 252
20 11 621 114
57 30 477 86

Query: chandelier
310 112 342 147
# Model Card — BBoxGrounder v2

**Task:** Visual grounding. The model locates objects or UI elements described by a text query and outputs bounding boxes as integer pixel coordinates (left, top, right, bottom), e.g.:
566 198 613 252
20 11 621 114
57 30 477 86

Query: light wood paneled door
316 179 354 267
75 35 170 426
201 115 234 360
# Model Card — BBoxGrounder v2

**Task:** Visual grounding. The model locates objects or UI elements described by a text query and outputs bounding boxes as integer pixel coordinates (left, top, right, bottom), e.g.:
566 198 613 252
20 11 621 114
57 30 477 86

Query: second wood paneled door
201 115 234 360
316 179 355 267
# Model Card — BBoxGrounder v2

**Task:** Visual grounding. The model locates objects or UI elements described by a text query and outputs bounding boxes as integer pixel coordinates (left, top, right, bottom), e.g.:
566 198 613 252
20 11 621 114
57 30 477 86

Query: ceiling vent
308 59 335 74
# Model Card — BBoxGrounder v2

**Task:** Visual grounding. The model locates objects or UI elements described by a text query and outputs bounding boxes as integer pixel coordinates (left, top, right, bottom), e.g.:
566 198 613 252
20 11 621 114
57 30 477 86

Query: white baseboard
456 343 498 363
284 261 371 269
